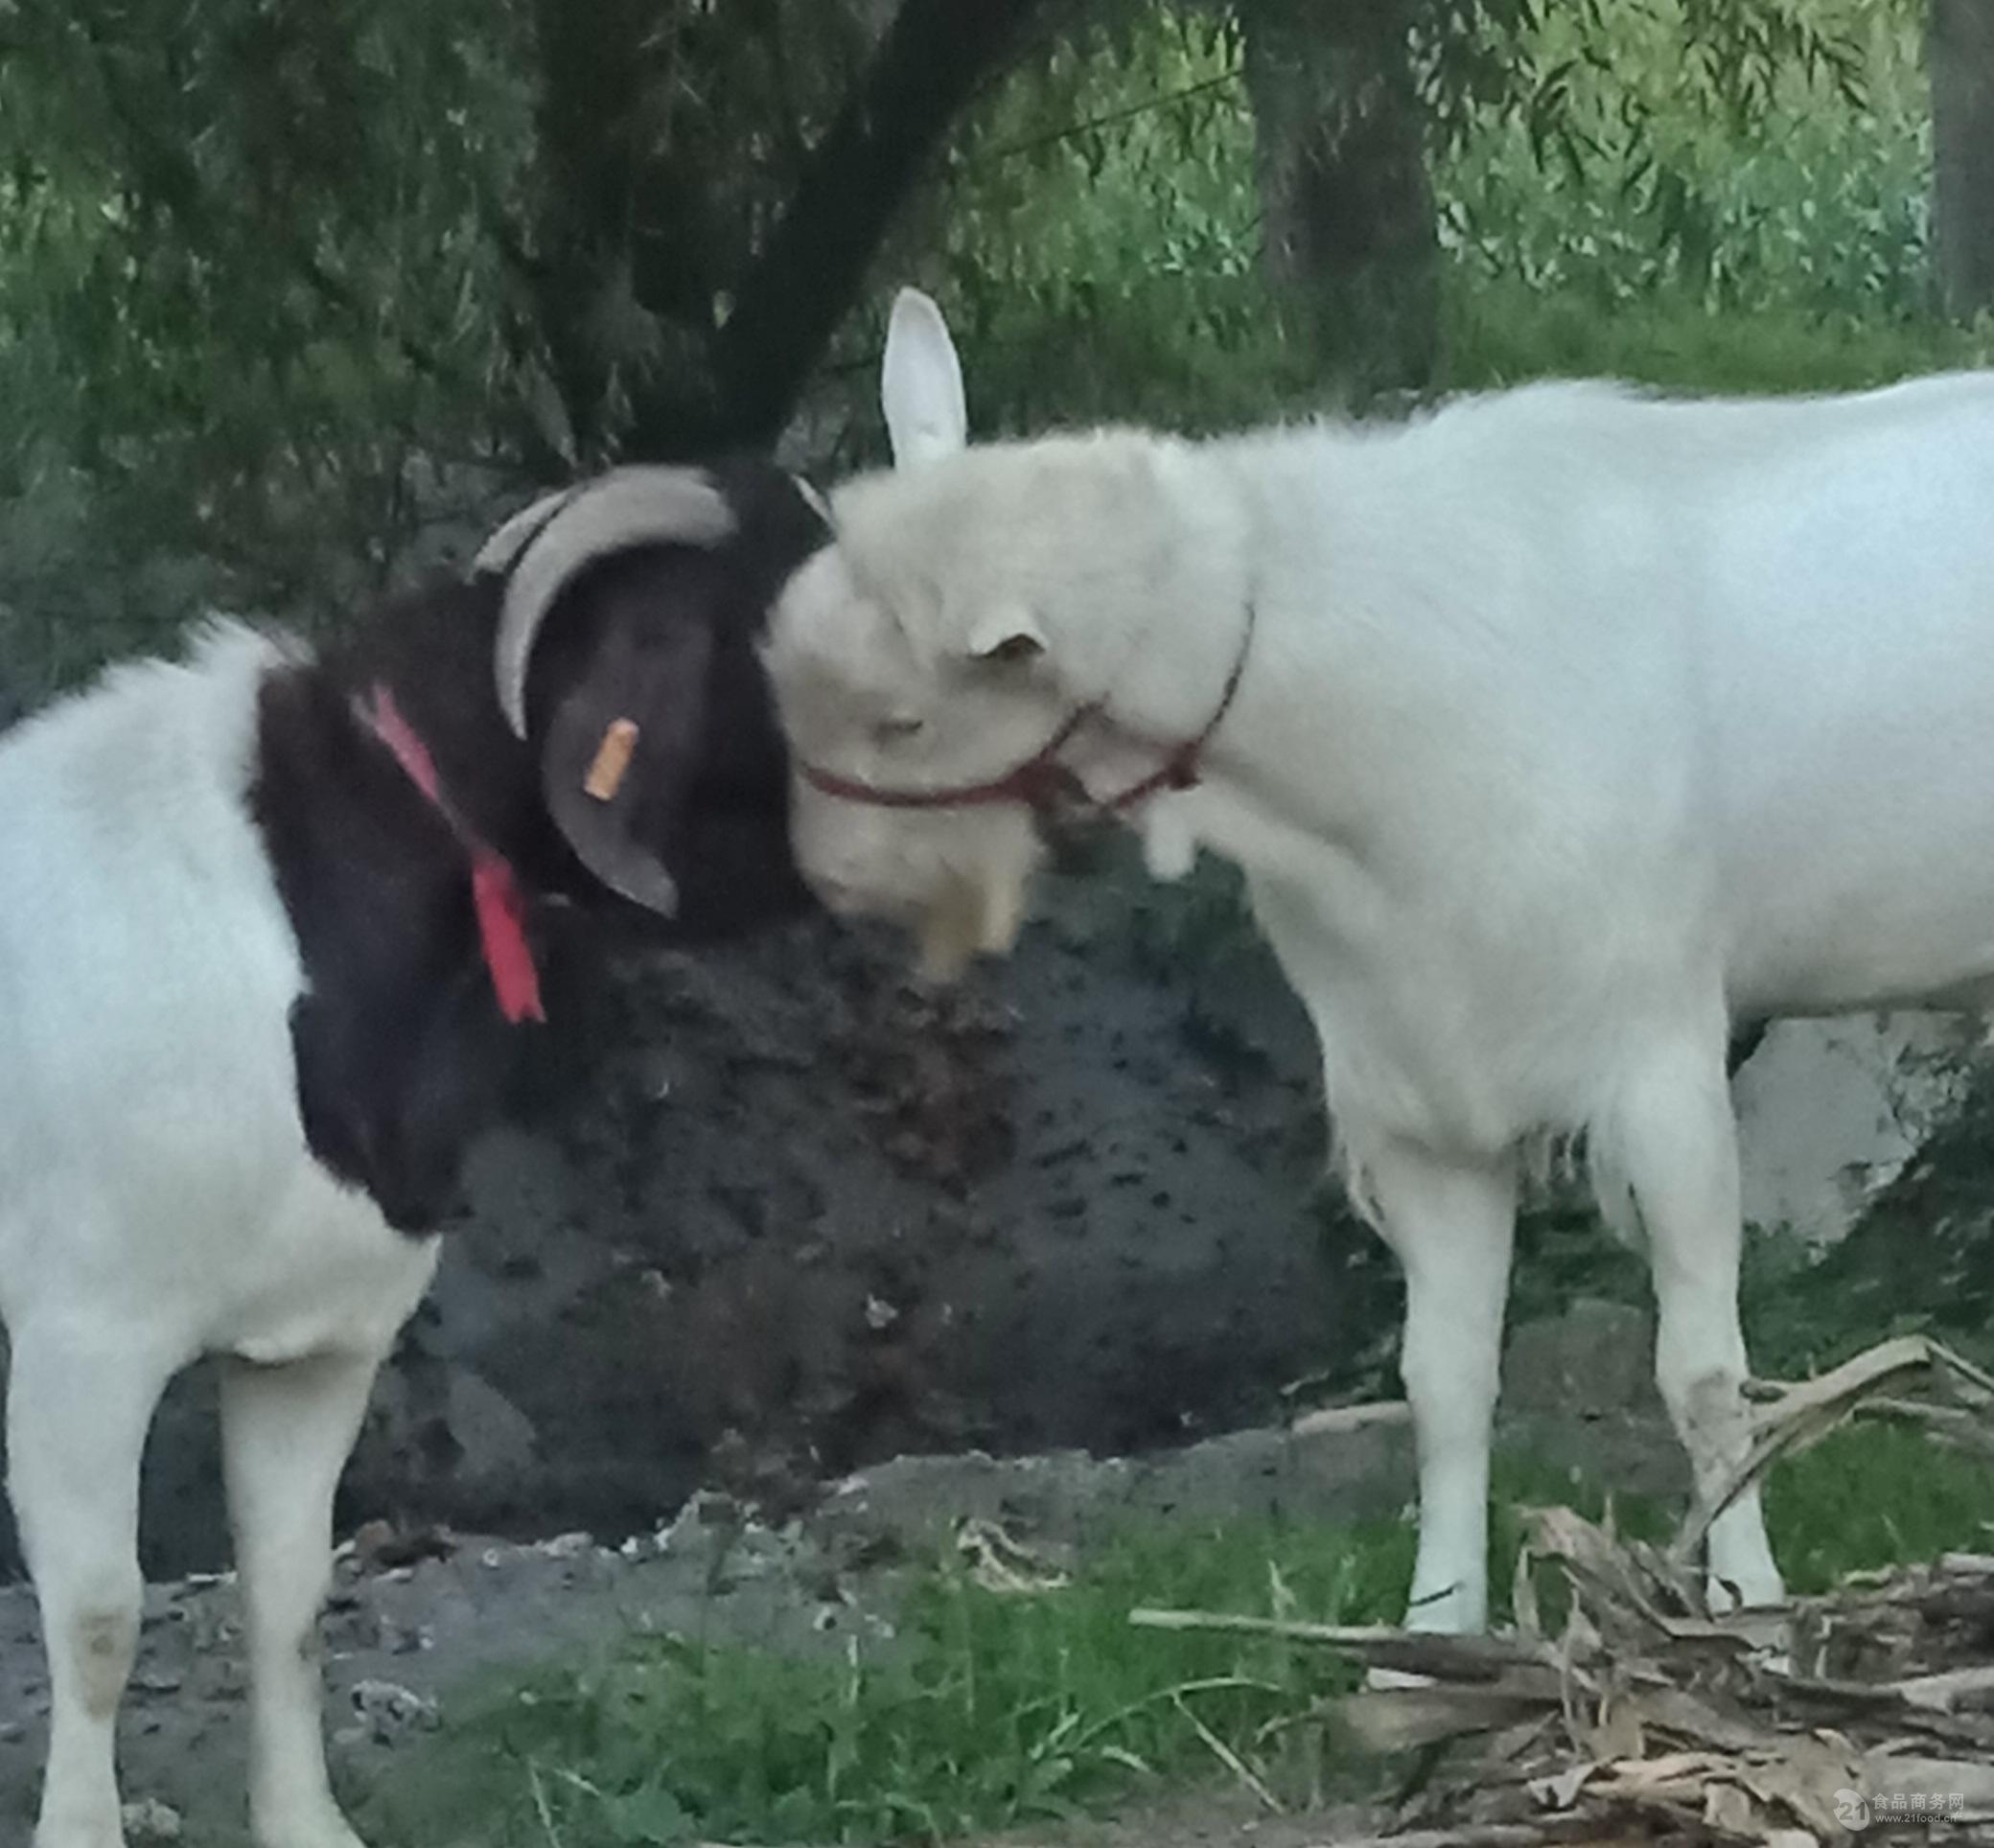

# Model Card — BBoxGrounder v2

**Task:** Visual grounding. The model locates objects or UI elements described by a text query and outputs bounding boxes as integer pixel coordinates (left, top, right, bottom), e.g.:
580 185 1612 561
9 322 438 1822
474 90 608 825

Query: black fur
250 661 513 1233
249 465 829 1234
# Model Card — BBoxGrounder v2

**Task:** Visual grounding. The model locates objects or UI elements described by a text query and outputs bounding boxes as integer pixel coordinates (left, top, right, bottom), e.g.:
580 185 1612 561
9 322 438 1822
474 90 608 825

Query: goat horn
473 484 583 579
791 474 833 527
492 467 737 741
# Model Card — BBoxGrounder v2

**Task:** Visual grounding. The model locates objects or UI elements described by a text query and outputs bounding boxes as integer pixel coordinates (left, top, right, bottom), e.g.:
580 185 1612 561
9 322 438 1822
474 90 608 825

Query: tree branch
688 0 1050 452
977 66 1243 168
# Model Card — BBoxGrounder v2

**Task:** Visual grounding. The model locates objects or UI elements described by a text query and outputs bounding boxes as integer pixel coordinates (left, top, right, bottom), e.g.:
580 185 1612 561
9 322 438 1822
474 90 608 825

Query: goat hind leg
220 1350 383 1848
1612 1028 1785 1611
8 1327 173 1848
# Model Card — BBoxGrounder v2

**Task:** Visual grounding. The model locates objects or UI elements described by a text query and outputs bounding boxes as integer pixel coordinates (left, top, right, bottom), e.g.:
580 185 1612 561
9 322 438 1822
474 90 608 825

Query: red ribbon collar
801 604 1256 820
358 684 546 1026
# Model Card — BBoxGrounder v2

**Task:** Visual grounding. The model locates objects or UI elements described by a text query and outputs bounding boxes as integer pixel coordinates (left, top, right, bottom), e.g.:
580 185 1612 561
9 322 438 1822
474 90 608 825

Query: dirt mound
2 847 1398 1581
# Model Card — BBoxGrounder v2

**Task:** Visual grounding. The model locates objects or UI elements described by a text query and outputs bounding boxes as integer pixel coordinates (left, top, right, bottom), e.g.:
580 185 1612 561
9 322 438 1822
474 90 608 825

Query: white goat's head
765 289 1172 979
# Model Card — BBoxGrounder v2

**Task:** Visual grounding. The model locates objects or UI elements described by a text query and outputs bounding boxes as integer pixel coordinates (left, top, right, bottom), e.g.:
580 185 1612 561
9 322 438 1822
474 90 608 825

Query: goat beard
915 861 1032 986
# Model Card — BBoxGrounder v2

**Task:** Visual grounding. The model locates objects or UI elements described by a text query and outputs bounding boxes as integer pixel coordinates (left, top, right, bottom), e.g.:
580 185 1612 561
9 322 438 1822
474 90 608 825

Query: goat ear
966 605 1048 666
537 594 715 919
882 288 967 470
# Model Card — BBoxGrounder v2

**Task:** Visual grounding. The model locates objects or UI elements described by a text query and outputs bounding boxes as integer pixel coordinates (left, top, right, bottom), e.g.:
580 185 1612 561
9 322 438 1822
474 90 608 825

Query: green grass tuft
1767 1421 1994 1596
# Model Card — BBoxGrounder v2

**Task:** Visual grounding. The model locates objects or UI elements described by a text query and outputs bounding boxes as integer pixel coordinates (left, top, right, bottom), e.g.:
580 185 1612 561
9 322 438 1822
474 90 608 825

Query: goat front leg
220 1350 384 1848
1611 1026 1785 1612
1366 1137 1519 1639
8 1326 175 1848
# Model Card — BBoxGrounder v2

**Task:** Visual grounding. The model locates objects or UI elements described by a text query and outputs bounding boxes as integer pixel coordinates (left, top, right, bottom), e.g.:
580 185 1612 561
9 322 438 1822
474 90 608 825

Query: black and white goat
0 463 828 1848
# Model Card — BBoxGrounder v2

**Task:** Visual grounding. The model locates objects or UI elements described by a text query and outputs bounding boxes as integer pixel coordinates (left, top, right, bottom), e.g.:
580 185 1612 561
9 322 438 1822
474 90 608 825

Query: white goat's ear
882 287 967 470
966 606 1047 666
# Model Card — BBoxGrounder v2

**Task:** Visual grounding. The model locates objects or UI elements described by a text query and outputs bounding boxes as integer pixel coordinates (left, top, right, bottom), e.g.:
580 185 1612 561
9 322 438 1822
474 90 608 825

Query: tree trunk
1238 0 1438 401
632 0 1050 458
521 0 1048 462
1931 0 1994 318
529 0 657 463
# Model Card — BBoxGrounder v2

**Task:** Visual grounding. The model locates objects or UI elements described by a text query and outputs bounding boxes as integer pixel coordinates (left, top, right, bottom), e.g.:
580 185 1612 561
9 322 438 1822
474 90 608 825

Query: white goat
763 288 1994 1643
0 463 827 1848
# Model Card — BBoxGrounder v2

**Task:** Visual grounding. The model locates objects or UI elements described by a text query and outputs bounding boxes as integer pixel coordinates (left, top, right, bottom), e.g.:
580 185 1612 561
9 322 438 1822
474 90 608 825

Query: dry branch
1129 1334 1994 1845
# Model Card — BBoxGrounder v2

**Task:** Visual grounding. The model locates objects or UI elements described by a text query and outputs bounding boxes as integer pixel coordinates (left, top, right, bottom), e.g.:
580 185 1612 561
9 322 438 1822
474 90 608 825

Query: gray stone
1504 1297 1658 1418
360 1362 537 1492
1733 1012 1989 1244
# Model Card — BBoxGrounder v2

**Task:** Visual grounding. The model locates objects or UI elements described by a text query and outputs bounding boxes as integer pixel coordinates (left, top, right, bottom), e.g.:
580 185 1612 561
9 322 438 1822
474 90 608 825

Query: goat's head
763 290 1172 979
482 461 833 941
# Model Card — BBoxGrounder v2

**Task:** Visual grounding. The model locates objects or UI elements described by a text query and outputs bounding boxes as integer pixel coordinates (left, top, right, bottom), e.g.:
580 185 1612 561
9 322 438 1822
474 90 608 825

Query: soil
2 841 1403 1587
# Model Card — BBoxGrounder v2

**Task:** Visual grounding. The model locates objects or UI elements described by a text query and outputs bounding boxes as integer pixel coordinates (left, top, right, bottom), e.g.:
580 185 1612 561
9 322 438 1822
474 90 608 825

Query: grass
360 1423 1994 1848
359 1517 1407 1847
1438 278 1994 399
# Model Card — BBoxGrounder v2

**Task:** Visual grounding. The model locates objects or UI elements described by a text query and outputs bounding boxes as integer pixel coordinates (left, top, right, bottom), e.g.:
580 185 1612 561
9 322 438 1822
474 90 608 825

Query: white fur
0 621 438 1848
767 289 1994 1639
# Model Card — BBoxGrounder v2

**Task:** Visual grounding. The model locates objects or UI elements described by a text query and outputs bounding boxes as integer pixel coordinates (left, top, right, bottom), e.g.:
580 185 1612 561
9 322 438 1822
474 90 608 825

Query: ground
0 1348 1682 1845
4 832 1988 1843
4 841 1406 1585
0 838 1690 1842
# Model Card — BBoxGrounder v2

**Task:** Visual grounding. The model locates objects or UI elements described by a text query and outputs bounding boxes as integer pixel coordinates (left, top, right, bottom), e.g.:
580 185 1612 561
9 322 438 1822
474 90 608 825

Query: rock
1504 1298 1658 1417
358 1360 538 1496
349 1518 397 1565
351 1522 458 1575
122 1798 183 1841
1732 1013 1988 1244
347 1679 441 1744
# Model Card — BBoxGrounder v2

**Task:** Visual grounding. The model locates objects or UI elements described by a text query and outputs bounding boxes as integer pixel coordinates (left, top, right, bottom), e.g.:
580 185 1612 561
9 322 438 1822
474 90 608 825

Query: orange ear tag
584 718 640 801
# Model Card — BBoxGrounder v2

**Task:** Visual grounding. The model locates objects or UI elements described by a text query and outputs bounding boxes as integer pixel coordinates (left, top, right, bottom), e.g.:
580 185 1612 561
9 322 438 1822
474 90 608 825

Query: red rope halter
800 604 1256 820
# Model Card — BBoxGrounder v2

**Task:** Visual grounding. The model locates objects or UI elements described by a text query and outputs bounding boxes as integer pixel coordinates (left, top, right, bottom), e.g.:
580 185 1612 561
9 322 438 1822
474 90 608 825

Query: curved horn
473 484 582 578
790 473 833 527
494 466 737 740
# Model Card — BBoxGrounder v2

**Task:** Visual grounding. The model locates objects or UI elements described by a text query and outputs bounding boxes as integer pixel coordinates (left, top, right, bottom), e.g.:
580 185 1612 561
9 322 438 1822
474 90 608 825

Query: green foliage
0 0 1962 692
1441 282 1994 396
1768 1421 1994 1595
1447 2 1929 321
859 13 1292 447
0 0 533 642
863 0 1942 459
0 0 986 677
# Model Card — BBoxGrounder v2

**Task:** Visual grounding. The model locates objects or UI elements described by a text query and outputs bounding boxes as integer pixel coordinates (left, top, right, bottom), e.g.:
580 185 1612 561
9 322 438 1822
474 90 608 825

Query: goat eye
874 716 925 745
